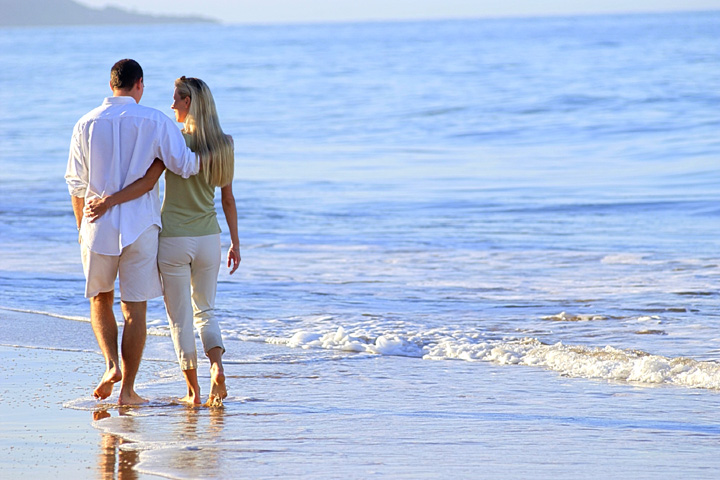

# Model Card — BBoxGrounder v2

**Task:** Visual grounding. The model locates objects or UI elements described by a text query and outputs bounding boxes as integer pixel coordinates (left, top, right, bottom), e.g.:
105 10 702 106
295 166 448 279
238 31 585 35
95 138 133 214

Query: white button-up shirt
65 96 200 255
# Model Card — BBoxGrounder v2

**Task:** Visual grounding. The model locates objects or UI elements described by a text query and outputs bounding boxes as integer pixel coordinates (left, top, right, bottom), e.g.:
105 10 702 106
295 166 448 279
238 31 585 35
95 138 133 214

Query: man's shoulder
74 102 108 127
128 103 166 118
79 100 172 124
74 103 175 139
126 103 175 125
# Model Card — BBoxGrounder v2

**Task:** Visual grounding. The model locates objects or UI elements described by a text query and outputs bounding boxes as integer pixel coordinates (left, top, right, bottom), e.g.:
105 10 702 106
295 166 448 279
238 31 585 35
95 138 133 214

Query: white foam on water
601 253 650 265
0 306 173 339
267 326 720 390
0 306 89 323
542 311 605 322
272 326 425 357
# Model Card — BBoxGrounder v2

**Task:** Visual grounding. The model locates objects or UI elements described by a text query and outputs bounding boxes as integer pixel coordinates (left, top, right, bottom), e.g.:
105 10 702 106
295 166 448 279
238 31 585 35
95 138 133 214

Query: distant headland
0 0 216 27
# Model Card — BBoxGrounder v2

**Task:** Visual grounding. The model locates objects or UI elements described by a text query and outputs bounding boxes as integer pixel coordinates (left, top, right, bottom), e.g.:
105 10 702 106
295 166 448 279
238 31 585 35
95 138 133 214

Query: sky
76 0 720 24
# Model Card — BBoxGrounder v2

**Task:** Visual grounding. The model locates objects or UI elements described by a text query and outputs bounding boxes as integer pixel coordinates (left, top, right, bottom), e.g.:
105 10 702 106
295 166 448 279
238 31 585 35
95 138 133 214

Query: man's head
110 59 144 102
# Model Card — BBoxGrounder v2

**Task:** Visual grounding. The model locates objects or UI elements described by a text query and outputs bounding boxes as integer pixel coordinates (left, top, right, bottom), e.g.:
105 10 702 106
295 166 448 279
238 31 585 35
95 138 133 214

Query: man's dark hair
110 59 143 90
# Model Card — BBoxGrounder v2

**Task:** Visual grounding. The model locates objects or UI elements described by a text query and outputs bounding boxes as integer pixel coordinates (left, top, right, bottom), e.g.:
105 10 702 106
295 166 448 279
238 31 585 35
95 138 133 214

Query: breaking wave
267 326 720 390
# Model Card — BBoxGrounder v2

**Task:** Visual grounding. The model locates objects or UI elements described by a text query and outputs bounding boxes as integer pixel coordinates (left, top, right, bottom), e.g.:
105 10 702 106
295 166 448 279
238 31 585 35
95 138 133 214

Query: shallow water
4 309 720 479
96 351 720 480
1 11 720 478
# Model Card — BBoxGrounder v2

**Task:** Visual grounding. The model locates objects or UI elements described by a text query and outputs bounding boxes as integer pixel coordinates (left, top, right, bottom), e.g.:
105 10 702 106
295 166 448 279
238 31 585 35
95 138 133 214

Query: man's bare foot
94 367 122 400
206 394 224 408
210 363 227 400
93 409 112 421
118 389 148 406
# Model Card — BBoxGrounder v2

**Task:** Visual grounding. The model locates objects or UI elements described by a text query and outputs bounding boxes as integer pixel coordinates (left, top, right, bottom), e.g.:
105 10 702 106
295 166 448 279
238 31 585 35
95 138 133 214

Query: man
65 59 200 405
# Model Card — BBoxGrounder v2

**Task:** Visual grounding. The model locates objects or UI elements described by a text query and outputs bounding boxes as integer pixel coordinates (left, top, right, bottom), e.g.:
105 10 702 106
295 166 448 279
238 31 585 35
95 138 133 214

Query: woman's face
171 87 191 123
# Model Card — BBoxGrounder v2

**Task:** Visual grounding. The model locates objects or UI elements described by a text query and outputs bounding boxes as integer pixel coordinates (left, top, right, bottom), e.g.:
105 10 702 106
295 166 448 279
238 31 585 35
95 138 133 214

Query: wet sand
0 309 163 479
0 344 160 479
3 309 720 479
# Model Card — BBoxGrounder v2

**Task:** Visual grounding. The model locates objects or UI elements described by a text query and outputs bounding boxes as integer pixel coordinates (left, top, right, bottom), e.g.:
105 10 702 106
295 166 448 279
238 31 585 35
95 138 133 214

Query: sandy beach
0 309 165 479
3 308 720 479
0 344 170 479
0 345 97 478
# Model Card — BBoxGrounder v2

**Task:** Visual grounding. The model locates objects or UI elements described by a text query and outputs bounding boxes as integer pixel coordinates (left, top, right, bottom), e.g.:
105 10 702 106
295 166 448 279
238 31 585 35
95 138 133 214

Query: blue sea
1 11 720 479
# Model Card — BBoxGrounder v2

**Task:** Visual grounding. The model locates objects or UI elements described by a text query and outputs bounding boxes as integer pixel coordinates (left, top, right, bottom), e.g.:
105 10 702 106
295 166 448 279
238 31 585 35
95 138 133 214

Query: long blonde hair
175 76 234 187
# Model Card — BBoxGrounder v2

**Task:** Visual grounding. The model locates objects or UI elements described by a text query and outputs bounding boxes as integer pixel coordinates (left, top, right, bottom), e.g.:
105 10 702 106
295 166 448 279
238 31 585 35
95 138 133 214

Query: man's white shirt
66 96 200 255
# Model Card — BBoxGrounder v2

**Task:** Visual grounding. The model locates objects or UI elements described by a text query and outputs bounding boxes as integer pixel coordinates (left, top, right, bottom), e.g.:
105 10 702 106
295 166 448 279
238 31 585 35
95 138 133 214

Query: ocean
1 11 720 478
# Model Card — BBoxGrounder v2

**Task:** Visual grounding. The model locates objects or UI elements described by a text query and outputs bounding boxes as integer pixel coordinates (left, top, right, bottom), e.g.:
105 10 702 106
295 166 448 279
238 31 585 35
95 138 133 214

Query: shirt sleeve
65 121 89 197
156 117 200 179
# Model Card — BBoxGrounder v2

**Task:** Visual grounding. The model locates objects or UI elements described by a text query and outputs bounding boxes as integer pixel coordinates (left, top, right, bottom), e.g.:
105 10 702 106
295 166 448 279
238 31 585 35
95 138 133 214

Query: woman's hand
84 197 110 222
227 243 241 275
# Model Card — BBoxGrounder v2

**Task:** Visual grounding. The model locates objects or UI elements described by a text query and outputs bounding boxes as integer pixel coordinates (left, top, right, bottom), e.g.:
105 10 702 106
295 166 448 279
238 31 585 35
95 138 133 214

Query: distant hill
0 0 216 27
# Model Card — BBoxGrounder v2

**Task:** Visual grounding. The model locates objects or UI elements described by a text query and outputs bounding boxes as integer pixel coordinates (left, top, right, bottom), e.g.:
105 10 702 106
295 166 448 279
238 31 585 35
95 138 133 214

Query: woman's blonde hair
175 76 234 187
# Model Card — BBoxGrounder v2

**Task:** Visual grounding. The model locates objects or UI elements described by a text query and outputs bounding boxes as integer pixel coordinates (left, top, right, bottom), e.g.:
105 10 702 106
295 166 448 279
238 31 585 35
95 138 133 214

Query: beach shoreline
0 308 175 479
0 343 164 479
3 309 720 479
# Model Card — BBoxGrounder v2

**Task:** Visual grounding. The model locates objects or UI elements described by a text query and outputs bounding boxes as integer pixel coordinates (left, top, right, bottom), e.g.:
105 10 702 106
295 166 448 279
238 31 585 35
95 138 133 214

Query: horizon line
3 7 718 29
171 7 720 27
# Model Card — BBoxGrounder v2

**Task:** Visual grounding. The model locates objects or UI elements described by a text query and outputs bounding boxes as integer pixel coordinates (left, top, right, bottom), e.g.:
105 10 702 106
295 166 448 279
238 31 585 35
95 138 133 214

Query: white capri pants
158 234 225 370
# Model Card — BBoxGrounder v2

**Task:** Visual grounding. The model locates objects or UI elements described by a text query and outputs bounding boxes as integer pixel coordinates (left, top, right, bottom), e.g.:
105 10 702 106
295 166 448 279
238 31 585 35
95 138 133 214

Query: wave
6 306 720 391
0 306 89 323
266 326 720 391
0 306 172 337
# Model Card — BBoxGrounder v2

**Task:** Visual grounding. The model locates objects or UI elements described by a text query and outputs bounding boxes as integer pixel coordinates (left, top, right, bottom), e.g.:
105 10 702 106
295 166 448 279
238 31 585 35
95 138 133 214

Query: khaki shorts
81 225 163 302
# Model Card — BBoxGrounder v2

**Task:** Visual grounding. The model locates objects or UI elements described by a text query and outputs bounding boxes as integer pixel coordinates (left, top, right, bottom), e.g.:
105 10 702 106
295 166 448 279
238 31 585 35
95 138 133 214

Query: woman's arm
84 159 166 222
221 183 241 274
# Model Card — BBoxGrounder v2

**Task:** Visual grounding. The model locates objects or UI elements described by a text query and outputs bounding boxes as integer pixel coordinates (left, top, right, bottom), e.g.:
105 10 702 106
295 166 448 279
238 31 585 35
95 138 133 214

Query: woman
85 76 240 406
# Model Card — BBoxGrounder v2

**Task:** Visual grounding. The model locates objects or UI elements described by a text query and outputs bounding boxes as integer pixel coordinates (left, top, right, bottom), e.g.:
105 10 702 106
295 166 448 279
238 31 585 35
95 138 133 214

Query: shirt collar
103 96 137 105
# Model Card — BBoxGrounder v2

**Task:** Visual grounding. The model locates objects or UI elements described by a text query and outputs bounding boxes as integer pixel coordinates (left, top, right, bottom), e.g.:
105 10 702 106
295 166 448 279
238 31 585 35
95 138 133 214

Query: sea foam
269 326 720 390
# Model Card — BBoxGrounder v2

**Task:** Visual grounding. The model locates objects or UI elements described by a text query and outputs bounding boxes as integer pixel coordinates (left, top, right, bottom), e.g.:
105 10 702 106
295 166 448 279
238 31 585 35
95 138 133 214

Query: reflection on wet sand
164 405 226 476
95 409 139 480
93 404 226 479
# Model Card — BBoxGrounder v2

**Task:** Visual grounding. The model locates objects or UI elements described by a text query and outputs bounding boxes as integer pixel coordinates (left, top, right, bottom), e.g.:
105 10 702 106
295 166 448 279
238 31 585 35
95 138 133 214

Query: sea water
1 12 720 478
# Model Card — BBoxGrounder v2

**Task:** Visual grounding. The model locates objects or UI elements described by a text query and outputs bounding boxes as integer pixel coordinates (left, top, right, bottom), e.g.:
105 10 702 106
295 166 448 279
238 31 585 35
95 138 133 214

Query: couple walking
65 59 240 406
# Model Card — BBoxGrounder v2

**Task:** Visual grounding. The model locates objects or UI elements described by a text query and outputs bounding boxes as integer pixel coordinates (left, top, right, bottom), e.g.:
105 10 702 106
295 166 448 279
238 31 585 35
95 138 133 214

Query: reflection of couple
95 404 224 479
66 59 240 406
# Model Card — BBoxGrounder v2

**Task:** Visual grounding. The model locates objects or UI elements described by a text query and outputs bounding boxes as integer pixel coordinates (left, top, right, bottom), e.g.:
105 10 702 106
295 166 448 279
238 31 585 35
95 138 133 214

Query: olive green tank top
160 133 221 237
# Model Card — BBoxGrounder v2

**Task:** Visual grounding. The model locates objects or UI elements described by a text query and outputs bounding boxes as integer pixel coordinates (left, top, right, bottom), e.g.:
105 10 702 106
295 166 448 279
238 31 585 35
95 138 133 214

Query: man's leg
90 290 121 400
118 300 148 405
115 225 162 405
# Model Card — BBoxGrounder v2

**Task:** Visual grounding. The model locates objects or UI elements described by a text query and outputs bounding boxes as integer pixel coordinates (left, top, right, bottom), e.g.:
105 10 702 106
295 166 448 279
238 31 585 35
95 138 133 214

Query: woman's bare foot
94 367 122 400
180 369 202 405
179 391 202 405
210 363 227 400
118 389 148 406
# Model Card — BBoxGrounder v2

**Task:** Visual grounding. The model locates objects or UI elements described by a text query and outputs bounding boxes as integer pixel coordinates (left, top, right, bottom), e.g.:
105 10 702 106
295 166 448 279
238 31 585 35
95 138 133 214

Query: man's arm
65 123 89 198
71 195 84 243
67 122 88 244
156 119 200 178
